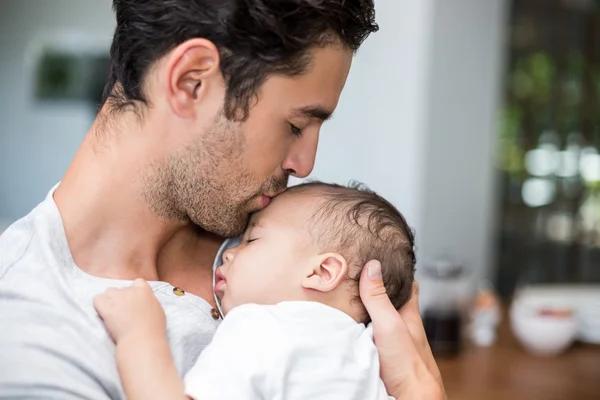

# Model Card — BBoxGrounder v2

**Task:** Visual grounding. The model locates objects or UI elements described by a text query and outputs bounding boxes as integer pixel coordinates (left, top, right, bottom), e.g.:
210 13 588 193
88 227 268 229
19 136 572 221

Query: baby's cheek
239 283 266 305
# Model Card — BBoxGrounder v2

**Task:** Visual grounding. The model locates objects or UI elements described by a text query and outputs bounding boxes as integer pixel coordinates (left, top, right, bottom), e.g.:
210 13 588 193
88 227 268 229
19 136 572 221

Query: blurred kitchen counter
437 312 600 400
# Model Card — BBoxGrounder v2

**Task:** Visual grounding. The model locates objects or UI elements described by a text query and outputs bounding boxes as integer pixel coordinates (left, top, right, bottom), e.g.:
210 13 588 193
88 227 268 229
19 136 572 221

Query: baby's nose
222 247 236 263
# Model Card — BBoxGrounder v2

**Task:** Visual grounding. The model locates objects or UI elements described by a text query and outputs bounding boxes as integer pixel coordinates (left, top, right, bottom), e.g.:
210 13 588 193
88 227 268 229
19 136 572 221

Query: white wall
0 0 114 221
418 0 508 291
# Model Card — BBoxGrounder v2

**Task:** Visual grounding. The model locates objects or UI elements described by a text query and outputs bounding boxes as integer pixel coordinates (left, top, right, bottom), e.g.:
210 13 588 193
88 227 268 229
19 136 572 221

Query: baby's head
214 182 416 323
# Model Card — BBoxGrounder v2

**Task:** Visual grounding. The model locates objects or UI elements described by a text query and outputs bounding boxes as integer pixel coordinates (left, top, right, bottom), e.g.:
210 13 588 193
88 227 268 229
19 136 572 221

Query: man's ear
164 38 223 118
302 253 349 293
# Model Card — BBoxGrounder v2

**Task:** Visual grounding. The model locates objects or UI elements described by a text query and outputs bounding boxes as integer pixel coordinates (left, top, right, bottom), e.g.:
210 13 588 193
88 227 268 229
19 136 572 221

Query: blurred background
0 0 599 398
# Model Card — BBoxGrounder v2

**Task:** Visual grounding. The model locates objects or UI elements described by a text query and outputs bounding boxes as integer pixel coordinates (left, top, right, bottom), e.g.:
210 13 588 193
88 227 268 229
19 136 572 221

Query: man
0 0 445 399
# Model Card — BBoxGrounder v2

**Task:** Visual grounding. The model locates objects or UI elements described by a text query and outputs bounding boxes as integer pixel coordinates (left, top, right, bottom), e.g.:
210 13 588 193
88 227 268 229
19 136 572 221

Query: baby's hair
286 181 416 324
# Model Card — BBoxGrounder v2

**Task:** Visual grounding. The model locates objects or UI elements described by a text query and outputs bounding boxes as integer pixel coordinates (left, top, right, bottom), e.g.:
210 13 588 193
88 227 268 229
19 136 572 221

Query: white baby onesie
184 301 394 400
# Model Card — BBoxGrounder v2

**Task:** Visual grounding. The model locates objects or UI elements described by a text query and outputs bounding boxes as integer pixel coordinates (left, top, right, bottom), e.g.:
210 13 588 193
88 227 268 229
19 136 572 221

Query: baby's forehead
279 187 322 204
258 189 325 226
277 188 327 211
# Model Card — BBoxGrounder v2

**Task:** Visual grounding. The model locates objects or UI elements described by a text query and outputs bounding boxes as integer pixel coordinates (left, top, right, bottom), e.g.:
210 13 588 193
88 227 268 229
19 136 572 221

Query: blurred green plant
510 52 555 104
497 105 525 174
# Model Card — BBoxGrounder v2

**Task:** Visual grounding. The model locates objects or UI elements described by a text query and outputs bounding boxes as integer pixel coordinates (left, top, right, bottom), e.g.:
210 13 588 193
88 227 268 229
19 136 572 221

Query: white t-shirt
0 187 220 399
185 302 395 400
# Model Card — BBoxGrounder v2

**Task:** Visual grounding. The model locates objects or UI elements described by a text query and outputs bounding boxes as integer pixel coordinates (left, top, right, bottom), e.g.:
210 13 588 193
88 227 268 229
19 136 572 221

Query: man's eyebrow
292 105 334 122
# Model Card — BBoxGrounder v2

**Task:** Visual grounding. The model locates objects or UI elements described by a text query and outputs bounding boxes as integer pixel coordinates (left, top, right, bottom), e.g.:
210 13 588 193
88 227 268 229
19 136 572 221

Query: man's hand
359 261 446 400
94 279 166 344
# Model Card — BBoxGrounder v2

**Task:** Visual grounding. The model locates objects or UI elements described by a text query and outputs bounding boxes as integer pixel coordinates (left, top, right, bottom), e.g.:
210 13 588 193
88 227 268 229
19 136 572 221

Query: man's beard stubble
142 115 288 237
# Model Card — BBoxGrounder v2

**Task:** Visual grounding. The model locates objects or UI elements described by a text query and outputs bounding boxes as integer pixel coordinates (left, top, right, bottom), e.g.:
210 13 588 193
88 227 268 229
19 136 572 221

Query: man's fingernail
367 261 382 280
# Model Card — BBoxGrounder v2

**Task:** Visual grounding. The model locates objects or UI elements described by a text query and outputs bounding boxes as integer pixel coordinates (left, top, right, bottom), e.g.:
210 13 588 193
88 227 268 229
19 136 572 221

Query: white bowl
510 301 578 357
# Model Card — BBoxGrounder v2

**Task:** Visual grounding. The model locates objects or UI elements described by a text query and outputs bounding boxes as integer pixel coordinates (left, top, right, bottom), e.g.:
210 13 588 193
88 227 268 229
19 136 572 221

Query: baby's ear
301 253 348 293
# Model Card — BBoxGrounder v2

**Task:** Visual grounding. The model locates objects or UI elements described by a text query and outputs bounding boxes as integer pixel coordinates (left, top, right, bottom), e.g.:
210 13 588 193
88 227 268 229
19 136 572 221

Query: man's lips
261 195 272 208
260 190 282 208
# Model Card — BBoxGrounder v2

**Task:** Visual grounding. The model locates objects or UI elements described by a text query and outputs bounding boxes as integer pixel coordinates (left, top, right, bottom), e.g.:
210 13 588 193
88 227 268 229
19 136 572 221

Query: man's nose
282 130 319 178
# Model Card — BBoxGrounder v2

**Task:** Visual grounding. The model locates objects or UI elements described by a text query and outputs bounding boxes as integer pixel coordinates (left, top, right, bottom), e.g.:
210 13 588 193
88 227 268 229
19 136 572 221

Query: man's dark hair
102 0 378 120
288 181 416 324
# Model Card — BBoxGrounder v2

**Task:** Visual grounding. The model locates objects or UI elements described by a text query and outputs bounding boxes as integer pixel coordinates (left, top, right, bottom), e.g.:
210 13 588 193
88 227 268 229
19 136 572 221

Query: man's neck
54 116 185 281
157 227 224 305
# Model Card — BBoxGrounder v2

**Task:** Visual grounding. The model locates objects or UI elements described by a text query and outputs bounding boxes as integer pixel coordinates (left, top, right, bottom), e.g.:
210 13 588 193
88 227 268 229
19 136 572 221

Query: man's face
147 46 352 237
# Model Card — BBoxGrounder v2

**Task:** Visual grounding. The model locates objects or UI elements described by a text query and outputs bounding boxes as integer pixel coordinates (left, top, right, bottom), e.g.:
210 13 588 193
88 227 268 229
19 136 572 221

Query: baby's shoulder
220 303 287 332
223 302 331 325
209 304 292 363
218 303 322 348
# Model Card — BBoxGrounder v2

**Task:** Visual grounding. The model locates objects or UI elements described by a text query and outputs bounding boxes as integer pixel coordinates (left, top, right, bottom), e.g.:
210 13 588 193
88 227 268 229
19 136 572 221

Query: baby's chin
218 296 232 316
221 297 256 316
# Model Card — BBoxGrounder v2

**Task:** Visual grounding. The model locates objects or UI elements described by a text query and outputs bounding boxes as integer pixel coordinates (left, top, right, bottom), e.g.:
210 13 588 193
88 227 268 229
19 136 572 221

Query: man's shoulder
0 191 66 278
0 210 124 399
0 213 36 277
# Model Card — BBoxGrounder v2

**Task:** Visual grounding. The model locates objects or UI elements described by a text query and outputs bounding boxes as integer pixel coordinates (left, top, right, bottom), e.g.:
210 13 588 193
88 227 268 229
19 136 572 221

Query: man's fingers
399 283 426 342
359 260 418 352
359 261 400 329
398 282 443 386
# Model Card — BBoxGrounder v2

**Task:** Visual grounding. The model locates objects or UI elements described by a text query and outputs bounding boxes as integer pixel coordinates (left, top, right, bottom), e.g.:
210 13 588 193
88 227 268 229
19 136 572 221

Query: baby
95 182 416 400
